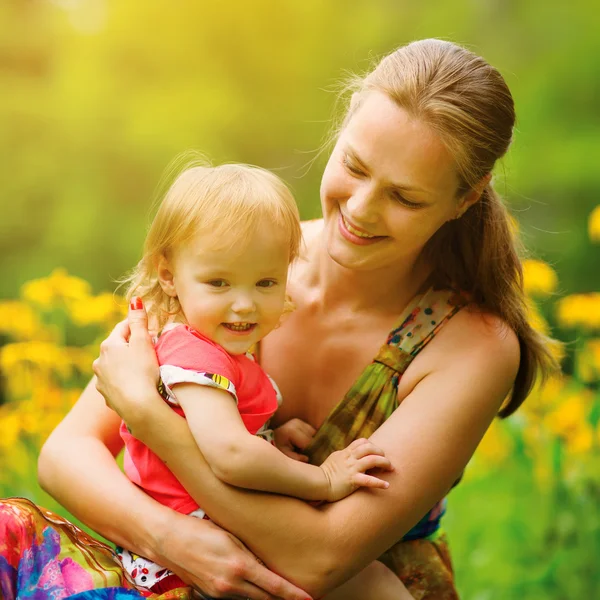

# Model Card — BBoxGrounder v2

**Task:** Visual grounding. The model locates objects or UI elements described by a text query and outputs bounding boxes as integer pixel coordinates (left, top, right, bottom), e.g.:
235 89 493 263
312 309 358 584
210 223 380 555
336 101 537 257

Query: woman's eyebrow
346 146 430 195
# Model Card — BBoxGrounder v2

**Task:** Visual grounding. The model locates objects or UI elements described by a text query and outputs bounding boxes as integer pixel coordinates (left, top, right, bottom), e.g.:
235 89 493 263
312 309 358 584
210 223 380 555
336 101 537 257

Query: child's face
164 219 290 355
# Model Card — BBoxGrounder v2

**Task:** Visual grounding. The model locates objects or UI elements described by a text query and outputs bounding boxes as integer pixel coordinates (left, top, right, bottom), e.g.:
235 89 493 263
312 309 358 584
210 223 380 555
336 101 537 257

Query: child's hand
320 438 393 502
274 418 316 463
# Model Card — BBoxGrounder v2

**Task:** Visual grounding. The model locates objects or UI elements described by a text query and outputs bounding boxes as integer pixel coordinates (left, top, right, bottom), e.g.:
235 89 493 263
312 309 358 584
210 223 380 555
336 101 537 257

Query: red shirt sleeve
155 326 238 384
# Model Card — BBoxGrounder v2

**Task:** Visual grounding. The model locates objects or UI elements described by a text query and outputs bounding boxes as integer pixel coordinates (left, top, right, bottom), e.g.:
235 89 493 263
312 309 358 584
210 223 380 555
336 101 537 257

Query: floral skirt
0 497 192 600
0 497 460 599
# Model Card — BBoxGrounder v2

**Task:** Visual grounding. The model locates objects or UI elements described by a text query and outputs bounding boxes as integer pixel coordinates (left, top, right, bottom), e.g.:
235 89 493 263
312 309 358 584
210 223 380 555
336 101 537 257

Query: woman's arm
176 383 392 501
97 306 520 597
38 359 313 599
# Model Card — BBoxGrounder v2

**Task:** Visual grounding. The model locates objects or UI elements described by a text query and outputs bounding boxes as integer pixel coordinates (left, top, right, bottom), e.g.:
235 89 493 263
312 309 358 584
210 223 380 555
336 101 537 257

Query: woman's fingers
241 559 313 600
127 296 152 349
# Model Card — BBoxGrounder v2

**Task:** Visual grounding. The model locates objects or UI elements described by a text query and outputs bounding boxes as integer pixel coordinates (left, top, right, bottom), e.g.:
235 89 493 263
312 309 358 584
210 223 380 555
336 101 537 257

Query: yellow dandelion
543 389 594 454
69 292 126 328
0 301 44 341
589 205 600 243
556 293 600 330
523 259 558 297
0 341 76 381
21 268 91 310
0 409 22 451
476 420 513 466
566 424 594 455
576 338 600 383
523 374 565 418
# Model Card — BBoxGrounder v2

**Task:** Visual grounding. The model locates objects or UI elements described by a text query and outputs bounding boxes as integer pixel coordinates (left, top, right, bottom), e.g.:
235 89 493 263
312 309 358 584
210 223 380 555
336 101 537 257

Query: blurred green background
1 1 599 598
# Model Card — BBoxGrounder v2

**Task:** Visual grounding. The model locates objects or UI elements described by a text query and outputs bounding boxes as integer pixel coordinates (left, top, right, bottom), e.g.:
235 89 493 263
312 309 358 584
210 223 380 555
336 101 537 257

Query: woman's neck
304 236 432 316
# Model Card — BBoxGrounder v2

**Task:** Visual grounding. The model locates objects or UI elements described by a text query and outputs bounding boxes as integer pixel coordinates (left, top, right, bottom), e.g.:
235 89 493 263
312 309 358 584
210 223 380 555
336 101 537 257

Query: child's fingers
356 455 394 473
287 424 315 450
280 447 309 462
352 473 390 490
348 439 386 459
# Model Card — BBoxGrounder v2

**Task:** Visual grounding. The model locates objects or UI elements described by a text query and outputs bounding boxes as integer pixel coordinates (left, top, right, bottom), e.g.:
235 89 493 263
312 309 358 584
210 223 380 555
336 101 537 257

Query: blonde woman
1 39 557 600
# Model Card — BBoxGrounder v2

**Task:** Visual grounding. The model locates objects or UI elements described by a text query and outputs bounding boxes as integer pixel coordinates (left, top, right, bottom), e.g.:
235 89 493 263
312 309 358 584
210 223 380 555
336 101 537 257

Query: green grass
446 459 600 599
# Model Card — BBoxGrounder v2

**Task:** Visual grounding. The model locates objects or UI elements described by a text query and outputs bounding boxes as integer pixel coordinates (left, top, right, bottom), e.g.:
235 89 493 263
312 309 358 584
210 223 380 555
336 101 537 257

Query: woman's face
320 91 468 272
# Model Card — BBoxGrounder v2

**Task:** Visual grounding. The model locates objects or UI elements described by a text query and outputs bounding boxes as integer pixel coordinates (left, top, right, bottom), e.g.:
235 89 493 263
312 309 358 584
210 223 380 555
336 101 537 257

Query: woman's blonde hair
124 156 302 331
340 39 559 416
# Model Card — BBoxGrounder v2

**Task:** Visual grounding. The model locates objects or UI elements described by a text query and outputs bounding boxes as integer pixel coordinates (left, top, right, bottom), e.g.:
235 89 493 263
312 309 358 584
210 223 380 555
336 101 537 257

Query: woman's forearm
38 379 174 561
131 395 399 595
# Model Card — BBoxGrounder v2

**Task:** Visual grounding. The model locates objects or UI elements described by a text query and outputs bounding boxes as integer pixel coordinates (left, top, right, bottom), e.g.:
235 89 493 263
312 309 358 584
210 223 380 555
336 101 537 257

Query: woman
6 39 556 600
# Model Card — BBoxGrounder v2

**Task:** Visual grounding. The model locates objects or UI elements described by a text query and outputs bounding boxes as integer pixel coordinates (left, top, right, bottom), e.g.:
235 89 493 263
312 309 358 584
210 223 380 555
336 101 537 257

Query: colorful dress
0 288 466 599
304 286 467 599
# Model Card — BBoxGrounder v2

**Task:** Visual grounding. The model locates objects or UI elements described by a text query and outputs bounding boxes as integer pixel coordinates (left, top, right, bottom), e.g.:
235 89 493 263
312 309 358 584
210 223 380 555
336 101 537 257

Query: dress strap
374 288 467 373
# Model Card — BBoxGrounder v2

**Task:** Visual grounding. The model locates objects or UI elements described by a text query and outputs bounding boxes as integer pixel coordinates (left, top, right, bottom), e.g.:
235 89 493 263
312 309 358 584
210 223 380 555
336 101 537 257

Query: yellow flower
0 408 22 451
0 341 76 382
577 338 600 383
543 388 594 455
475 420 513 466
21 268 91 310
556 293 600 330
589 204 600 243
523 374 565 418
0 301 51 342
69 292 126 328
522 259 558 297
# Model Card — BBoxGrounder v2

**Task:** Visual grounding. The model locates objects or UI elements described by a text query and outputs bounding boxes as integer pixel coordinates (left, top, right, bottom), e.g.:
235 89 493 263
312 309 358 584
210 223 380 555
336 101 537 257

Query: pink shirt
120 325 280 515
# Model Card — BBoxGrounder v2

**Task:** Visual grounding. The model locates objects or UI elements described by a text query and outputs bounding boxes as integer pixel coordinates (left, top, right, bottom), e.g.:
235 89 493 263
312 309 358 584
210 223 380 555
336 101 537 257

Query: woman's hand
157 514 312 600
274 418 316 462
92 297 160 428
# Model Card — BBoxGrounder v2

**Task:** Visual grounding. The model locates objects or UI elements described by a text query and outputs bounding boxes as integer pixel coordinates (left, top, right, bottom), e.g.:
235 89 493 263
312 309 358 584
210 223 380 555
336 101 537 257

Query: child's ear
156 255 178 297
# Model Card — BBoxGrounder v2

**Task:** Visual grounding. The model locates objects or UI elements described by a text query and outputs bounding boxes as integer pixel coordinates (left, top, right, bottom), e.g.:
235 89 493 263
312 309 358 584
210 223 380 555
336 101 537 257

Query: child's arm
175 383 393 502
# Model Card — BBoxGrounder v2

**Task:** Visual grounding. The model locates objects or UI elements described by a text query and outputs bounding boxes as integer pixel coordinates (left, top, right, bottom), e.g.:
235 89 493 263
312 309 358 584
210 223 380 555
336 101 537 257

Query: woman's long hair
340 39 559 416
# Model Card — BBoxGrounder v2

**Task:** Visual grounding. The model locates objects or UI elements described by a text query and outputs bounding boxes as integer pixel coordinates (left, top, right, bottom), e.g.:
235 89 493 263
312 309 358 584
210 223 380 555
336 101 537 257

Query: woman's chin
325 237 383 272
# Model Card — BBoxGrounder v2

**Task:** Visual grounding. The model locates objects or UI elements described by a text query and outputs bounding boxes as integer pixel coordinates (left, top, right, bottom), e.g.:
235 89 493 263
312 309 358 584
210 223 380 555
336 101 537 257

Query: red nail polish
129 299 137 311
134 297 143 310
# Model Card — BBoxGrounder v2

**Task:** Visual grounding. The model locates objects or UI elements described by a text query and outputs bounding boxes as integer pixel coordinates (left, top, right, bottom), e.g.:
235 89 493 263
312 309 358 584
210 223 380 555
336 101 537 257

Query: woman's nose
346 184 379 224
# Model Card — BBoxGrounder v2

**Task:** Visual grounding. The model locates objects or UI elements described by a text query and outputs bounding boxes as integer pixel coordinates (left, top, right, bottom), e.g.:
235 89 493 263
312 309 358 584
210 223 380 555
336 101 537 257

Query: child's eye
256 279 277 288
207 279 228 288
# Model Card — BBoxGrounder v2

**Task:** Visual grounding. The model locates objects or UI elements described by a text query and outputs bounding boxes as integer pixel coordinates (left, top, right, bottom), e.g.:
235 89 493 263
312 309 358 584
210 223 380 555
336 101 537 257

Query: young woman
5 38 557 600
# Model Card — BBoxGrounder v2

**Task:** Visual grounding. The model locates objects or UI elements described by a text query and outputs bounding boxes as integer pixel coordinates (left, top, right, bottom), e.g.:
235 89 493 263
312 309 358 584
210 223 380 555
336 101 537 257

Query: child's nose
231 292 256 314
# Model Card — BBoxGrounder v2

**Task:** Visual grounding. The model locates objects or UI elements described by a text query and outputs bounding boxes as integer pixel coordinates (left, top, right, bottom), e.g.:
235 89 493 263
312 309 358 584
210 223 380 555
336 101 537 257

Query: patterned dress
304 286 466 599
0 288 466 599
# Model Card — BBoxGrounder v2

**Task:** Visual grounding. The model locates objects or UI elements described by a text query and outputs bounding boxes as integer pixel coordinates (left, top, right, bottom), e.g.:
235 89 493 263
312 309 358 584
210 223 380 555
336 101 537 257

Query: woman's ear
156 255 178 297
455 172 492 219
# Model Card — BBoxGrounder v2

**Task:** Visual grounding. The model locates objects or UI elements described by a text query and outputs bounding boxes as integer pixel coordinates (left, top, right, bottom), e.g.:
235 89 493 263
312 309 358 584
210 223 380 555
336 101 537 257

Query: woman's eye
207 279 228 288
343 155 364 177
256 279 277 288
393 192 422 210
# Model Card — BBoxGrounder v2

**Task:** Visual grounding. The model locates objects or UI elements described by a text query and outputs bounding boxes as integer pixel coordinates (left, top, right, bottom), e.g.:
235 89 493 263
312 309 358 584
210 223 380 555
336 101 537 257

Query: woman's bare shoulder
399 305 520 400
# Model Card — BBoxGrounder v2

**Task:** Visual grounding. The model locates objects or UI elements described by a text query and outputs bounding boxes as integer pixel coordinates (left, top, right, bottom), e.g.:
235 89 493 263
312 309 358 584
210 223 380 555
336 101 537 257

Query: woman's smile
338 212 387 246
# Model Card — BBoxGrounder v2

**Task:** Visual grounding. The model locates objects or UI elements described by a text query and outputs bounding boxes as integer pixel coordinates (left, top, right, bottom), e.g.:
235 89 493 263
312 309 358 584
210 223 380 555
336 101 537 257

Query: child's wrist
317 466 334 502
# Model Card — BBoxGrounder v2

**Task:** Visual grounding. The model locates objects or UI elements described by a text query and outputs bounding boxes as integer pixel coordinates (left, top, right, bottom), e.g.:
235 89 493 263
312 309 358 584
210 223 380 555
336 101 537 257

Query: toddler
119 158 412 599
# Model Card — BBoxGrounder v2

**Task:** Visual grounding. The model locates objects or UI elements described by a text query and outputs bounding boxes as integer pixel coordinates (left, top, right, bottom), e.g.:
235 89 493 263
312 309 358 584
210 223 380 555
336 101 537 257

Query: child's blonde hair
124 156 302 331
